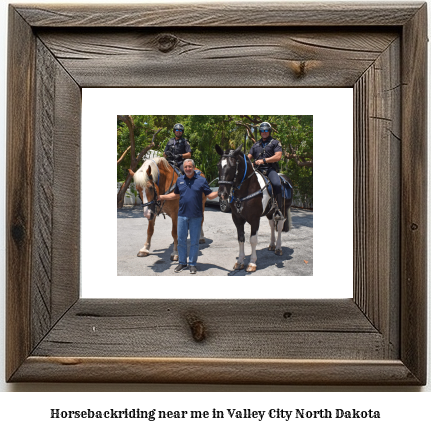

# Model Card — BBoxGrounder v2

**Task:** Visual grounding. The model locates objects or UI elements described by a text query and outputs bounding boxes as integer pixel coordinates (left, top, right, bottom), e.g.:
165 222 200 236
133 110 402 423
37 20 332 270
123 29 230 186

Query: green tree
117 115 313 208
116 115 163 207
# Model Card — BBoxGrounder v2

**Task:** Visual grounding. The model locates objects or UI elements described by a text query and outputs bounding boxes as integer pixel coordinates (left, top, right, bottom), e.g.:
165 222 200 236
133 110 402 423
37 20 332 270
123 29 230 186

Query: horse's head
133 160 161 220
142 168 160 221
216 144 244 200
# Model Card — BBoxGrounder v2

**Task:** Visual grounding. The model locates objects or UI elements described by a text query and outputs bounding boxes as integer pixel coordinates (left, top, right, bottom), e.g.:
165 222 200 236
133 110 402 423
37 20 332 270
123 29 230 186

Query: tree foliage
117 115 313 205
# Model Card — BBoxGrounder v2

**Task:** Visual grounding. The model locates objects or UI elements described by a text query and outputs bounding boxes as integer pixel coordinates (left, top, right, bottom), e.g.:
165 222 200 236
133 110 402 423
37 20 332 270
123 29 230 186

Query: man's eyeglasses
261 129 270 133
174 129 183 132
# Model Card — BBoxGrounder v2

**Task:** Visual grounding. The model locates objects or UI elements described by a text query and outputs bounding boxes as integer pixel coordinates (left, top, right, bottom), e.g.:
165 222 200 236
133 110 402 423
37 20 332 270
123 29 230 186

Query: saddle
167 161 182 176
279 175 293 200
255 170 293 214
256 171 291 198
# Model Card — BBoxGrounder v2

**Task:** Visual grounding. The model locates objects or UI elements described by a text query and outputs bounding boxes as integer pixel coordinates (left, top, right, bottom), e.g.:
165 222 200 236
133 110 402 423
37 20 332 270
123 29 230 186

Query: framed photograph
6 2 427 384
101 92 350 294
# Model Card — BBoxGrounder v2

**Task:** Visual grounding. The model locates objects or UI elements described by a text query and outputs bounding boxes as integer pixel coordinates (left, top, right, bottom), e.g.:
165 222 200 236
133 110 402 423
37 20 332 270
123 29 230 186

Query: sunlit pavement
117 206 313 277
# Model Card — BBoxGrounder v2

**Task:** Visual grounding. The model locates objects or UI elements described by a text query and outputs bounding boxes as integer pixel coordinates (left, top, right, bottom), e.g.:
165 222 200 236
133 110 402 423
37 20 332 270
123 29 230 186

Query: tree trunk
116 120 162 208
117 175 134 208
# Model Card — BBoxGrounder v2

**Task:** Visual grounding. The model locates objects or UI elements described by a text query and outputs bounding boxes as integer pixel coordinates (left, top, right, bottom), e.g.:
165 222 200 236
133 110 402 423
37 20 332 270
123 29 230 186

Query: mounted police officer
247 122 283 220
163 123 191 175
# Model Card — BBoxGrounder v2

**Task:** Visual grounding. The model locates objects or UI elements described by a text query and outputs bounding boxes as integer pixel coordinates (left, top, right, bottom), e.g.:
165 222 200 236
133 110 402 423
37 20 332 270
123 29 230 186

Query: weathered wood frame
6 2 427 384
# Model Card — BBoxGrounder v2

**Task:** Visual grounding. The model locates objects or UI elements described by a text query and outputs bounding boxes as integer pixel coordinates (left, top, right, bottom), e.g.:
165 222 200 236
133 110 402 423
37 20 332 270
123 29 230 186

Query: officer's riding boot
274 193 283 220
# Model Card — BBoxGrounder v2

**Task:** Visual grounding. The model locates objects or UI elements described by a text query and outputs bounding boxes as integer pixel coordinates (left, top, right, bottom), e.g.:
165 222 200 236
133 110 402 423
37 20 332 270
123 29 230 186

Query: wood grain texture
15 2 423 27
32 299 383 359
50 52 81 324
36 29 398 88
400 3 428 384
6 7 36 381
32 39 81 348
32 40 56 347
353 38 401 358
6 2 427 385
12 358 419 385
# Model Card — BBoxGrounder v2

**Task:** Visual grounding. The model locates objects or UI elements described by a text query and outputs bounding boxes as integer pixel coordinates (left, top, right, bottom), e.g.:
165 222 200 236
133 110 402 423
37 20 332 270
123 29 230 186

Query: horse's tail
282 206 292 232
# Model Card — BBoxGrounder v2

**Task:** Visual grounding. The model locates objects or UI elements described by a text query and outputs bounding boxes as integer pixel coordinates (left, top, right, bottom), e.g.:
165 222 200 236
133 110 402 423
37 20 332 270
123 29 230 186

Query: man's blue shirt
174 171 212 218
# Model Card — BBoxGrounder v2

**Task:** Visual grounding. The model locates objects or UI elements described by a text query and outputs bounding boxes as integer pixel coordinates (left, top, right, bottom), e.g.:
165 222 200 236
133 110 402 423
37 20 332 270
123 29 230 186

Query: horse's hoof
246 263 257 272
170 254 179 261
275 249 283 256
233 263 244 270
199 238 205 244
137 251 149 257
268 245 276 251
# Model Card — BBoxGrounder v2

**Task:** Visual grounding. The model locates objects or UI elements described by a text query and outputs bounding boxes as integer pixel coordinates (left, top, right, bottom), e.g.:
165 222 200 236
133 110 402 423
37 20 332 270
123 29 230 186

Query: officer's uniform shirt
164 137 191 159
249 136 282 167
174 171 212 218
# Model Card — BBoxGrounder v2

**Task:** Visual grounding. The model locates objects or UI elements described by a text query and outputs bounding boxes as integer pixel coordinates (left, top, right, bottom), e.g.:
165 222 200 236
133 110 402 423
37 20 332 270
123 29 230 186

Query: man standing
248 121 283 220
158 159 218 274
163 123 191 175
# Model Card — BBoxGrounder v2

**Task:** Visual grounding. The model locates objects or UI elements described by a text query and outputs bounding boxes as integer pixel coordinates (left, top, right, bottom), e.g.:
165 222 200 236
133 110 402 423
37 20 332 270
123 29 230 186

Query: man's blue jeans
177 216 202 266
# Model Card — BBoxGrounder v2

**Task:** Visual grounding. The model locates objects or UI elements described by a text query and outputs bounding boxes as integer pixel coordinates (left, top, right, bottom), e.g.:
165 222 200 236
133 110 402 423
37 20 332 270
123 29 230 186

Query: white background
1 0 430 423
82 87 353 299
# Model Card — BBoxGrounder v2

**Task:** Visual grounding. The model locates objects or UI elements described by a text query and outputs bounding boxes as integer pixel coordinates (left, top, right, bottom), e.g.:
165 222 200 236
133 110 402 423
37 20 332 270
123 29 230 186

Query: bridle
219 152 262 212
219 153 247 188
142 160 177 218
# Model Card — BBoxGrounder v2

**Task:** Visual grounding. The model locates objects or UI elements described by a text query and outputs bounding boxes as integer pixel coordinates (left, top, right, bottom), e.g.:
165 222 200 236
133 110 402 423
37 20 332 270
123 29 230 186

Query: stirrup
274 209 283 220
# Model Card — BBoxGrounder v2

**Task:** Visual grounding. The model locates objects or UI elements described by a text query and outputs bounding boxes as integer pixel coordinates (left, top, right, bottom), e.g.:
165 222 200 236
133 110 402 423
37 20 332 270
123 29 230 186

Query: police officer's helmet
173 123 184 133
259 122 272 133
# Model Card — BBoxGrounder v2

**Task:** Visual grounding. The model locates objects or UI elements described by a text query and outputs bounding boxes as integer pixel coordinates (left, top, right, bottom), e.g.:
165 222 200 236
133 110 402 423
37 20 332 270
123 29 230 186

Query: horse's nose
143 207 153 220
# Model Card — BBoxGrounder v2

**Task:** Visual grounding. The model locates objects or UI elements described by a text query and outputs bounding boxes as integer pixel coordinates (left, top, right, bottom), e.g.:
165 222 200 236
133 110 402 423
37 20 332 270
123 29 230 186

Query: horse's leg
246 219 260 272
233 215 246 270
137 218 155 257
171 214 179 261
268 218 276 251
275 219 284 255
199 193 206 244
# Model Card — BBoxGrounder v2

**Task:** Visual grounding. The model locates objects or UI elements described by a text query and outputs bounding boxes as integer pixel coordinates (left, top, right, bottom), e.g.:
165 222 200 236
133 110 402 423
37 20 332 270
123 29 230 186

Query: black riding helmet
173 123 184 133
259 122 272 133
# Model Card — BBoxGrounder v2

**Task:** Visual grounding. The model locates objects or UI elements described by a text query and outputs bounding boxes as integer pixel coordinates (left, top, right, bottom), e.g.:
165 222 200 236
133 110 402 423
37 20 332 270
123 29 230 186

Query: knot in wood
186 314 206 342
156 34 179 53
11 221 26 245
293 61 307 79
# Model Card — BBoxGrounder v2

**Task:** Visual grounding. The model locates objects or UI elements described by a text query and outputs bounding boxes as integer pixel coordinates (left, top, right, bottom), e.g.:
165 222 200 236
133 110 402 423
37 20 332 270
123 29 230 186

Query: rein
141 160 177 218
219 153 262 210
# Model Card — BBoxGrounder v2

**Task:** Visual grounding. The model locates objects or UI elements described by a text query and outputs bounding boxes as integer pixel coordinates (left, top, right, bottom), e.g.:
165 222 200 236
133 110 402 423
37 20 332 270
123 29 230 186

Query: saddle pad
255 171 271 213
279 175 292 200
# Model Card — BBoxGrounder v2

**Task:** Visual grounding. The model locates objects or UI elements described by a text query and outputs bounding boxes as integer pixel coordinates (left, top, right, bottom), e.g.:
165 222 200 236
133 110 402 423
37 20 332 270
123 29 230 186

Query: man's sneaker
190 266 197 274
174 264 188 273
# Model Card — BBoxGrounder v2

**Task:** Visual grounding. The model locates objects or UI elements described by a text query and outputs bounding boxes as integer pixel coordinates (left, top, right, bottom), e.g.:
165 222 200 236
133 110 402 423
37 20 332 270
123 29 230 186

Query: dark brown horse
129 157 207 260
216 144 292 272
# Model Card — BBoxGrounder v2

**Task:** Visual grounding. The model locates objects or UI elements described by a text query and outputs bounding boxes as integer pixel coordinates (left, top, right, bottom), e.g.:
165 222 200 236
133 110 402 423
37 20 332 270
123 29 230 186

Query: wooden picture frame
6 2 427 385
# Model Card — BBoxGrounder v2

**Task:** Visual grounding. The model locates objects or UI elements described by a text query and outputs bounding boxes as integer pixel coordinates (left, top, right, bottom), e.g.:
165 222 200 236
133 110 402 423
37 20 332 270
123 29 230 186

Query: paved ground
117 204 313 277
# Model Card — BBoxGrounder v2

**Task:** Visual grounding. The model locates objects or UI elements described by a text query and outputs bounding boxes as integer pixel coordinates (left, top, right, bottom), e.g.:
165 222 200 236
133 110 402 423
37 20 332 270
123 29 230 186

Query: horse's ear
146 166 152 180
232 143 243 156
215 144 223 156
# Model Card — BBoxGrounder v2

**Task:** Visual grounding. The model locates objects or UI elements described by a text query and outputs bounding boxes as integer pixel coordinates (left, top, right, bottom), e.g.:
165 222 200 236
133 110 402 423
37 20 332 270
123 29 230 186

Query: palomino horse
216 144 292 272
129 157 207 260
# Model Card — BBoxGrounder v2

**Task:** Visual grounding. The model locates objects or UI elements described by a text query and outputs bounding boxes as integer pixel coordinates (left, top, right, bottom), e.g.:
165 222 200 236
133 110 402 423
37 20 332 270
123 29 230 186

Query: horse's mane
221 150 246 161
133 157 170 189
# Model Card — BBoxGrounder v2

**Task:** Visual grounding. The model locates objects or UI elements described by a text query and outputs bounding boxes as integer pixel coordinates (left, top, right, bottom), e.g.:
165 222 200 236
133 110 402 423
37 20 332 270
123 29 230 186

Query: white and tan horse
130 157 207 260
